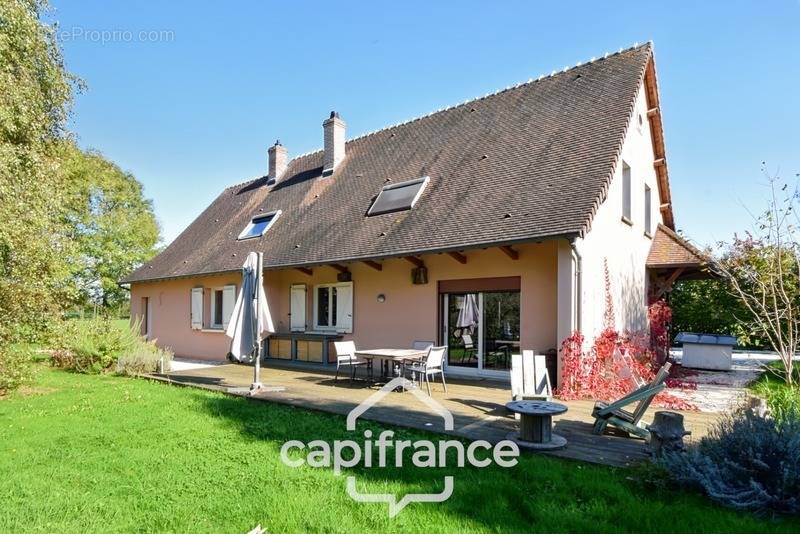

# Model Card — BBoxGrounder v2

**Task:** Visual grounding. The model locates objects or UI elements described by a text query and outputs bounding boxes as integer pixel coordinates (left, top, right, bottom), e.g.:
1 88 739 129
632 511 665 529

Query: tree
0 0 76 344
670 278 771 349
61 143 160 310
714 170 800 385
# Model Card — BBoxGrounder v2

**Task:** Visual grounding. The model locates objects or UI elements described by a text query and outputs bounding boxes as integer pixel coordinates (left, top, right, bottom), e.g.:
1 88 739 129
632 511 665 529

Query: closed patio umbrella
456 293 479 330
226 251 274 390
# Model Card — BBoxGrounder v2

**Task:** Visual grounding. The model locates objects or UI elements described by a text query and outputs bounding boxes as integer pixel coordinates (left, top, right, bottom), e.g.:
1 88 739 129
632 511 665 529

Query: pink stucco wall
130 241 558 362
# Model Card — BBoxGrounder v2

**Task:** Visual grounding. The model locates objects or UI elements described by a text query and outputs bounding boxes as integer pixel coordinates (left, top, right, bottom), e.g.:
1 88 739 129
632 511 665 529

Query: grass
749 360 800 419
0 369 795 533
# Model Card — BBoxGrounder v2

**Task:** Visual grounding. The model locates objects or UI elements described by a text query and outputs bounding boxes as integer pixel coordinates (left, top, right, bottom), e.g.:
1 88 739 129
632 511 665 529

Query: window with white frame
313 282 353 333
622 162 632 223
238 210 282 240
211 288 224 328
644 184 652 235
191 285 236 330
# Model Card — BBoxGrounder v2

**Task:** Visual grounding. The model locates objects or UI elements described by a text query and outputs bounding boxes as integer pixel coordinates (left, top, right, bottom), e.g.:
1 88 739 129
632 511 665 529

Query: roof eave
122 231 580 284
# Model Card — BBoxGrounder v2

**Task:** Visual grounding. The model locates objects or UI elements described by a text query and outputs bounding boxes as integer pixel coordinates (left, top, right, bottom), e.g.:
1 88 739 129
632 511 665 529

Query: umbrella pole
251 252 264 391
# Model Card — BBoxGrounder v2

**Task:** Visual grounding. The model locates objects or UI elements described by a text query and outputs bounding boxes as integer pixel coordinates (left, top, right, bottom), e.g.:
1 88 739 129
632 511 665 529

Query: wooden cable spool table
505 400 568 450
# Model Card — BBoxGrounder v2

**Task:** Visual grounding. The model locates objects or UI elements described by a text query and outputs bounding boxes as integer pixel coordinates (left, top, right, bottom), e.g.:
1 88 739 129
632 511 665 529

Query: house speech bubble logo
345 376 455 517
278 376 520 518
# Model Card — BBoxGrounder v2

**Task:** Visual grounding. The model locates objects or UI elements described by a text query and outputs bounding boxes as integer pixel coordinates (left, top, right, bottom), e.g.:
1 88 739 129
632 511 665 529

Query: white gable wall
572 81 664 342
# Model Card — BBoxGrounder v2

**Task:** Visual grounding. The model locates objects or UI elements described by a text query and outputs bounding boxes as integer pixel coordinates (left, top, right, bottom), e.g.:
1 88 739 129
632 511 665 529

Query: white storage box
675 332 737 371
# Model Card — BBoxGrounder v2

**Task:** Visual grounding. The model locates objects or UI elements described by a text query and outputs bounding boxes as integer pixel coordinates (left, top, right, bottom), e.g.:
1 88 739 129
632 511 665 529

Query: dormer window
367 176 430 216
238 210 281 240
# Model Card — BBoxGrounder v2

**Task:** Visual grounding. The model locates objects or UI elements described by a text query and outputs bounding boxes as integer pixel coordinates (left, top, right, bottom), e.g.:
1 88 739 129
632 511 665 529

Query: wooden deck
158 362 722 468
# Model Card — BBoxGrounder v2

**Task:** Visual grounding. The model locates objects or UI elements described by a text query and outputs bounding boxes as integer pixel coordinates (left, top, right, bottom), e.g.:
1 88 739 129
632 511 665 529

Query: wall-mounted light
376 294 386 303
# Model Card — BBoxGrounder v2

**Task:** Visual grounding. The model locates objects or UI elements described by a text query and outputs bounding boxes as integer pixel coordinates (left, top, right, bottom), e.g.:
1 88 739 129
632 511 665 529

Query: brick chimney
267 140 287 183
322 111 345 176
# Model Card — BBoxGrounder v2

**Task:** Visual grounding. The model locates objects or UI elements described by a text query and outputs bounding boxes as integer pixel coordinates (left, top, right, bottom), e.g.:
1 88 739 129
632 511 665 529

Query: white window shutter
222 285 236 329
290 284 307 332
191 288 203 330
335 283 353 333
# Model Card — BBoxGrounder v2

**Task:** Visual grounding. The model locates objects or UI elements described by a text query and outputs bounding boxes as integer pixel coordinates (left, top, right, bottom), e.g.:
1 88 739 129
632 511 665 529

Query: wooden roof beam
448 251 467 264
647 107 659 118
296 267 313 276
655 267 685 299
363 260 382 271
404 256 424 268
329 264 349 273
499 245 519 260
653 158 665 168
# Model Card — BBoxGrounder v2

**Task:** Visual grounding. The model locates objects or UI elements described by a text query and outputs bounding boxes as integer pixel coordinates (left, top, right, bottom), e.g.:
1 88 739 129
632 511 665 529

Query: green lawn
0 369 793 533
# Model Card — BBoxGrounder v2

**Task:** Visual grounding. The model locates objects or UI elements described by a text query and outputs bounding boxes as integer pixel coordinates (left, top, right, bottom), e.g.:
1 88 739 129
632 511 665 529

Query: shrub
51 316 173 375
116 341 173 376
662 405 800 515
51 317 136 373
0 345 35 395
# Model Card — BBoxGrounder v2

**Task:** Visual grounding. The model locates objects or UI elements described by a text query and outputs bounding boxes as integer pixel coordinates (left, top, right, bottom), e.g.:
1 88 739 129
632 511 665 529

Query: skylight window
237 210 281 240
367 176 430 216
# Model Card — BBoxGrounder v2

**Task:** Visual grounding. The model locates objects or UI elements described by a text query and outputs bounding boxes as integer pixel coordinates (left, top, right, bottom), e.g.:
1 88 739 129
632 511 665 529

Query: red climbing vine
648 298 672 366
555 263 695 410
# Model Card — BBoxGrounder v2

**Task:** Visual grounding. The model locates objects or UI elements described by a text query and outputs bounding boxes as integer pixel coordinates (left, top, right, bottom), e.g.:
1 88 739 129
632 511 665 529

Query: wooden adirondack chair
511 350 552 402
591 362 672 439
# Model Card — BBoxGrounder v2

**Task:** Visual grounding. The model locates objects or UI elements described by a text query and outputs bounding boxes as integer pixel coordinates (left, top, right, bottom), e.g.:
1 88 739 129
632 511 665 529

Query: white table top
355 348 427 360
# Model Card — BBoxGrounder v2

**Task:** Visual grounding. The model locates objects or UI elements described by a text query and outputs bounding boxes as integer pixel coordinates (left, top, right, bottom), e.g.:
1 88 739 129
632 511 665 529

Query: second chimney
322 111 346 176
268 140 287 183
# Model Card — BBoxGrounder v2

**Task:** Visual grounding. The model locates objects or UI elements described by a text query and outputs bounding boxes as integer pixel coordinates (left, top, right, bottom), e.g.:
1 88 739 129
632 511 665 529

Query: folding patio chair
459 334 477 363
591 362 672 439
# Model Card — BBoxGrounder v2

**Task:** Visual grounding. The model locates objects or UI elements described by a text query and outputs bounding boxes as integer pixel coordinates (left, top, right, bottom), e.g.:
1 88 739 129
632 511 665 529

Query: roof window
367 176 430 216
238 210 281 240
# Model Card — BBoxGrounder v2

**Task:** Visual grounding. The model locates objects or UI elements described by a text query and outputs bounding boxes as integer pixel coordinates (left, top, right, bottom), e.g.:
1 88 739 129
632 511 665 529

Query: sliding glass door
441 290 520 376
482 291 520 371
445 293 480 370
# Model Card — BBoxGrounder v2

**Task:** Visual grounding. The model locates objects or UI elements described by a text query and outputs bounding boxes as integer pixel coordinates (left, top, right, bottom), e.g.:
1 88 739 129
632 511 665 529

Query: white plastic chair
404 346 447 395
333 341 370 384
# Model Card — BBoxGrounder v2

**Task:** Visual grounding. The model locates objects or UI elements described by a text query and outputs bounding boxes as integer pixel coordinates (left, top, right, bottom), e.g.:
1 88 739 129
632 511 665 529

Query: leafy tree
61 143 160 310
670 278 771 349
0 0 75 345
714 171 800 385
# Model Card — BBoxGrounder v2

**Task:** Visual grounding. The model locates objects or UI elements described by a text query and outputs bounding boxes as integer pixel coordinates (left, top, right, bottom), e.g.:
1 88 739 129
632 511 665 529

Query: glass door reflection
441 291 519 374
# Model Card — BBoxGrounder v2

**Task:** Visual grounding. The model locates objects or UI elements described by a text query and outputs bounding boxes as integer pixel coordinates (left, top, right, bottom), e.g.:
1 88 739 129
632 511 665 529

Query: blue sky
52 0 799 247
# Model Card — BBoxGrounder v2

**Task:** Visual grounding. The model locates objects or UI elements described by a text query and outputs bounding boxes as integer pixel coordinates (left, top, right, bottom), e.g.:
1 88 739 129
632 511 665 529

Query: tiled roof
647 224 706 268
124 44 656 283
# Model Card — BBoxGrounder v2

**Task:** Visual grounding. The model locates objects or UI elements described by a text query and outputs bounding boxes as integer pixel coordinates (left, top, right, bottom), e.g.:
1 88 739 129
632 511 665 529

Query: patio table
354 348 427 381
505 400 568 450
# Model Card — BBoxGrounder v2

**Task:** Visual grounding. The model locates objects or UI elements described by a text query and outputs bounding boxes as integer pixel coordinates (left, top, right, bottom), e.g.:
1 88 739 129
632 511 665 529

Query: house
121 42 703 383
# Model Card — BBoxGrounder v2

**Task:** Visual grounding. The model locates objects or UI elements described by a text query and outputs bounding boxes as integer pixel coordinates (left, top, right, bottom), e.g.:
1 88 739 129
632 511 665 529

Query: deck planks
158 362 721 468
